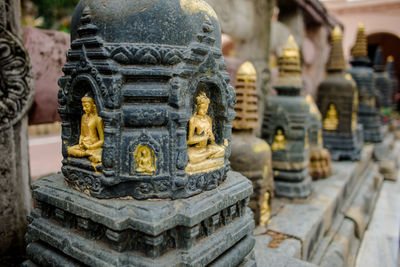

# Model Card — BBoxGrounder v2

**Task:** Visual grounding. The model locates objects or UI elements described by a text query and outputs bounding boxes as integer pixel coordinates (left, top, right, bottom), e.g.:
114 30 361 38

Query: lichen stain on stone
265 230 290 248
180 0 218 20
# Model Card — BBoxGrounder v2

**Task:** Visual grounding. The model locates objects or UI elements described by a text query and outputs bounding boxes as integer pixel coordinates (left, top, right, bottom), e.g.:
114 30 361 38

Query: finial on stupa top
351 22 367 58
276 35 302 87
233 61 258 130
327 25 346 72
387 55 394 62
237 61 257 78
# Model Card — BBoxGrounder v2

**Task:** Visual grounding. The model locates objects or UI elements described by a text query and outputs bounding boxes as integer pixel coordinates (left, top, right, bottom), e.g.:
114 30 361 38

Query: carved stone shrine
261 35 312 199
23 1 255 266
373 47 392 118
347 23 383 143
317 26 363 161
305 95 331 179
386 56 398 110
229 61 274 225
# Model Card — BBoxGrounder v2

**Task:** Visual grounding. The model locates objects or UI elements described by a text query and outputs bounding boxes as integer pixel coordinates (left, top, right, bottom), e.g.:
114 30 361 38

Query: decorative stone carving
0 0 34 256
317 26 363 161
348 23 382 143
0 24 34 130
261 35 312 199
57 1 236 200
305 95 331 179
24 1 255 266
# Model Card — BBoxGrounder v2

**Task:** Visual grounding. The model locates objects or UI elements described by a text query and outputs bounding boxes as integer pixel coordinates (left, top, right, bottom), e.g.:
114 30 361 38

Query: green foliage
32 0 79 30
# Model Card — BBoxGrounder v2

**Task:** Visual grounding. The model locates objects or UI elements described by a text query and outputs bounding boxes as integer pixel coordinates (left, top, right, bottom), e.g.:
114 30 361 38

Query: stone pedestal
23 171 255 266
231 132 273 225
323 124 364 161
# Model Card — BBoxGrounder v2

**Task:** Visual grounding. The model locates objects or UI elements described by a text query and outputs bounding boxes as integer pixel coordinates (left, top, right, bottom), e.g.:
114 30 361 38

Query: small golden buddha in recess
186 92 226 173
68 94 104 164
271 129 286 151
323 104 339 131
134 145 156 174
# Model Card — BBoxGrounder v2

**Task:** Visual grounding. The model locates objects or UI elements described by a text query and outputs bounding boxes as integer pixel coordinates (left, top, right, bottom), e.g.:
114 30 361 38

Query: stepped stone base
24 171 255 267
323 125 363 161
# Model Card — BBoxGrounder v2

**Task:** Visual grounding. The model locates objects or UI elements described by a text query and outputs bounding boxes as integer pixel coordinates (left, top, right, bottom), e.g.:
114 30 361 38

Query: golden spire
387 55 394 62
351 22 367 58
233 61 258 130
327 25 346 71
276 35 302 87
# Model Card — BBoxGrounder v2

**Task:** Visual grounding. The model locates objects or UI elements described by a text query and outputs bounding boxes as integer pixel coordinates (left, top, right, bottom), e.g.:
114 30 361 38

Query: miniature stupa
261 35 312 199
348 23 382 143
317 26 363 160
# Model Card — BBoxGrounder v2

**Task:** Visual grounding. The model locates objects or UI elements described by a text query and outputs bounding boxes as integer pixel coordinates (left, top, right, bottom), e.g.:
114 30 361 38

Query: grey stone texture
0 0 34 257
59 0 236 200
355 172 400 267
25 171 255 266
348 57 383 143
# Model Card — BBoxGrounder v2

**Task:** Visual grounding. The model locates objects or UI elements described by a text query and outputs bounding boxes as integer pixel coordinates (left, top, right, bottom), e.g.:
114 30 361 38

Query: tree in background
22 0 79 32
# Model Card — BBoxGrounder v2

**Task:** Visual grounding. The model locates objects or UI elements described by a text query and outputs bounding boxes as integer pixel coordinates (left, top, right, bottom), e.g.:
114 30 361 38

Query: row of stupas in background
226 21 398 217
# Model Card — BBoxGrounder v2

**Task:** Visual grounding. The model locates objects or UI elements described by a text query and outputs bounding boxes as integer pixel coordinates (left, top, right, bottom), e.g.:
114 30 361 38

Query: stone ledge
254 142 387 266
31 171 252 236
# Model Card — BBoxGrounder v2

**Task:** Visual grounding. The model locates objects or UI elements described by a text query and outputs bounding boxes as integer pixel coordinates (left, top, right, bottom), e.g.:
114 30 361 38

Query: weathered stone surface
59 0 236 200
231 132 273 225
23 26 69 124
0 0 34 257
25 171 255 266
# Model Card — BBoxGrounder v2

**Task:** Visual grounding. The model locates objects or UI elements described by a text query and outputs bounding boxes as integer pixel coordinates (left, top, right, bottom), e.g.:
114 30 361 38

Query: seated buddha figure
186 92 225 172
323 104 339 131
68 94 104 164
271 129 286 151
135 145 156 174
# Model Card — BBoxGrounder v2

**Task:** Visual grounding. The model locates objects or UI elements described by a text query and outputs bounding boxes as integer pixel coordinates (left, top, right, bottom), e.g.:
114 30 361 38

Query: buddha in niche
134 145 156 174
323 104 339 131
186 92 225 173
271 129 286 151
68 94 104 164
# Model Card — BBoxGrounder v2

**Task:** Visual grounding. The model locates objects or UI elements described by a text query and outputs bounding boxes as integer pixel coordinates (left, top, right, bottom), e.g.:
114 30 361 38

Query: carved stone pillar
0 0 34 255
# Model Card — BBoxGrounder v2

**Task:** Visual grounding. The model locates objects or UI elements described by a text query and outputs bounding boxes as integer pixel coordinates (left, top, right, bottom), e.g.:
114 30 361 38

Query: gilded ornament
323 104 339 131
276 35 302 87
134 145 156 174
186 92 226 174
327 26 346 72
259 192 271 226
67 94 104 165
232 61 258 130
271 129 286 151
351 22 367 58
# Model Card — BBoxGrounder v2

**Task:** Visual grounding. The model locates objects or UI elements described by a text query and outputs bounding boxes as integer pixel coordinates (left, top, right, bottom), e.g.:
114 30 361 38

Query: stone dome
70 0 221 47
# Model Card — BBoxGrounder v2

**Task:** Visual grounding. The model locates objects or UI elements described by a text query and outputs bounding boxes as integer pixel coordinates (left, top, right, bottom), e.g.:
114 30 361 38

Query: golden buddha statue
323 104 339 131
271 129 286 151
186 92 226 173
134 145 156 174
68 94 104 165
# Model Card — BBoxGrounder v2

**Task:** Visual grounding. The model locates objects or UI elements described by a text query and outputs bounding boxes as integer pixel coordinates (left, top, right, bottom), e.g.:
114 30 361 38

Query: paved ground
29 134 62 183
355 171 400 267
